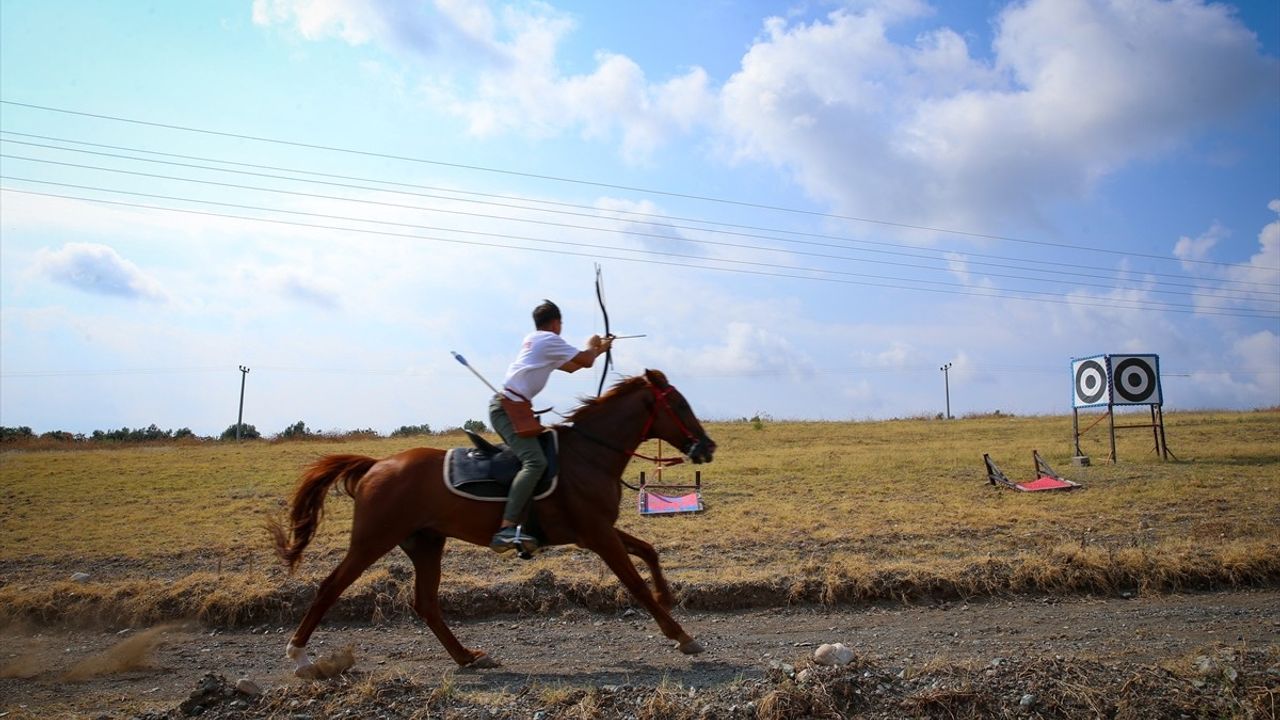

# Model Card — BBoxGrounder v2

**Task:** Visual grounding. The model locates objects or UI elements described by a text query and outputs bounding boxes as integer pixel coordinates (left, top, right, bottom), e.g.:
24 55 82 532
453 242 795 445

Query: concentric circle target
1074 359 1107 405
1113 358 1157 403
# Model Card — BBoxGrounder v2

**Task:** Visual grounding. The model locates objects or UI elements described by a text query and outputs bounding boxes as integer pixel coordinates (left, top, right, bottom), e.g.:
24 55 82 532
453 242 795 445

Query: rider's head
533 300 562 331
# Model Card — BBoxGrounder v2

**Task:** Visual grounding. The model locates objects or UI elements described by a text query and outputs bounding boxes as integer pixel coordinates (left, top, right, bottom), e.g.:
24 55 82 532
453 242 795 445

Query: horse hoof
678 638 705 655
465 653 501 669
294 663 323 680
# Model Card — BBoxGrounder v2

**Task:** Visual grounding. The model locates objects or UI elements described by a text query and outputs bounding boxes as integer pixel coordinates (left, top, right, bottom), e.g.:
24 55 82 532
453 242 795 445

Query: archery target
1072 356 1110 407
1110 355 1161 405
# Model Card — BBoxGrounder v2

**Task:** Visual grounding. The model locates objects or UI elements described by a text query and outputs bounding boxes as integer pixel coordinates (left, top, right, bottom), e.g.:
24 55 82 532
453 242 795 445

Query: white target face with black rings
1110 355 1161 405
1072 357 1109 407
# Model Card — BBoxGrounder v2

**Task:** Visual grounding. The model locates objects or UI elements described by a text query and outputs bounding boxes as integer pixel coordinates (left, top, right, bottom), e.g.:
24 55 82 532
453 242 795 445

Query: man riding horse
272 298 715 675
488 299 612 554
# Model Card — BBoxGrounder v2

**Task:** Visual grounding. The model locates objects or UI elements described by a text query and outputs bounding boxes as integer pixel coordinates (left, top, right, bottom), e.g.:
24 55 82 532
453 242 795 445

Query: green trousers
488 395 547 524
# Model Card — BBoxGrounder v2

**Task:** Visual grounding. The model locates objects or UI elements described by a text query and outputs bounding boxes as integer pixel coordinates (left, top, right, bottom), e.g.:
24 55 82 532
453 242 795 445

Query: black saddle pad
443 430 559 501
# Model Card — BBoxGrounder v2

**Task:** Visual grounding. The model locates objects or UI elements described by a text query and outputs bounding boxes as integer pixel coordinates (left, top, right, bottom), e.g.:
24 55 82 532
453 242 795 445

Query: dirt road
3 588 1277 718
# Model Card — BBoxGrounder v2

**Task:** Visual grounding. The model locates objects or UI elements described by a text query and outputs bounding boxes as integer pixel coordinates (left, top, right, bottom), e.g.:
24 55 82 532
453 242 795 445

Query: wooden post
1108 405 1117 463
1156 405 1171 460
1149 404 1161 457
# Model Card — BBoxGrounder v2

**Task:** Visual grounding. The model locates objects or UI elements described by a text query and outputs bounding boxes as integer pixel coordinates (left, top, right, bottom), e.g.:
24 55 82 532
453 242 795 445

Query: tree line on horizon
0 418 490 445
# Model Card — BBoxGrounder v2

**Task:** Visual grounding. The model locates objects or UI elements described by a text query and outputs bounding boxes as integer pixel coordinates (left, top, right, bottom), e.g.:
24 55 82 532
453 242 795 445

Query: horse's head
635 369 716 464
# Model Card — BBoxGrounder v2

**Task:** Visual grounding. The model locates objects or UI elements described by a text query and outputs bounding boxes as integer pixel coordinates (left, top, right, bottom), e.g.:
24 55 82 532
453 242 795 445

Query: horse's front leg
400 533 499 668
615 529 676 610
584 530 703 654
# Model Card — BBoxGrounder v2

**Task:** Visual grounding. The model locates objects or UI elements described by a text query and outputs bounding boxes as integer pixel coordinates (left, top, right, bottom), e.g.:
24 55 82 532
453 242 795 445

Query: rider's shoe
490 526 538 554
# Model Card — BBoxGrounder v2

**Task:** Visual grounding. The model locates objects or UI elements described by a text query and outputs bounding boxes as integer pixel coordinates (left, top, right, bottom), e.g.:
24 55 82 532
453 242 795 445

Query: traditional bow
595 263 612 397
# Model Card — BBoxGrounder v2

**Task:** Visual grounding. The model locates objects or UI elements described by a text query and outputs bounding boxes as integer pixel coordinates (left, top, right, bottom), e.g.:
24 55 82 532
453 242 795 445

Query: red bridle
567 381 714 470
632 384 705 466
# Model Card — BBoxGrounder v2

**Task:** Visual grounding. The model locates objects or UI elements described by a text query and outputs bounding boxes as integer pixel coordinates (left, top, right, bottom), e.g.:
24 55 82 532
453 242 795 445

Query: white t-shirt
501 330 580 401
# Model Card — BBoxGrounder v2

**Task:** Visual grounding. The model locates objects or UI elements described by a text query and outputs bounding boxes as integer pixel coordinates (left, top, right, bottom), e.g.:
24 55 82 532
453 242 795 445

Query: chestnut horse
270 369 716 677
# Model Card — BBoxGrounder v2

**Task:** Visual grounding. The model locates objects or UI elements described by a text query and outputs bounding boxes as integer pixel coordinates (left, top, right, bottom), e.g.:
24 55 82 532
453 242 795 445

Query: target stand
1071 354 1173 463
636 441 704 516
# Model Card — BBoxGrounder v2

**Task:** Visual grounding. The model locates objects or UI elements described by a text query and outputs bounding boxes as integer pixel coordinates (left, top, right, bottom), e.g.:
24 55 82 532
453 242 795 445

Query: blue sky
1 0 1277 437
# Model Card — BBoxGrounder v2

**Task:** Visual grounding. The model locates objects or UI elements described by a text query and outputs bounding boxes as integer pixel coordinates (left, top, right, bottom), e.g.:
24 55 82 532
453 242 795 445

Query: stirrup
516 531 541 559
490 525 538 554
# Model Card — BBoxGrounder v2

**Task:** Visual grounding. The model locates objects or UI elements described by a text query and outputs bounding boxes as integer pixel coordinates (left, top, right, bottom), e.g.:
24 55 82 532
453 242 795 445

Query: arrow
451 351 501 396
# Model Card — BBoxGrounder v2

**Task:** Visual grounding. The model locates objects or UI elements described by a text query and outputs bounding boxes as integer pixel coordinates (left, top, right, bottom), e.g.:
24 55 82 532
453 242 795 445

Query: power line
4 185 1276 320
5 133 1275 297
9 172 1277 316
4 178 1272 318
7 143 1279 304
7 132 1275 294
3 99 1273 272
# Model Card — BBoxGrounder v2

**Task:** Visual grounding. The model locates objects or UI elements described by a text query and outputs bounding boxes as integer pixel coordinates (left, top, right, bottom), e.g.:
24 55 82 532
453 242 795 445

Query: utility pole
940 362 953 420
236 365 250 441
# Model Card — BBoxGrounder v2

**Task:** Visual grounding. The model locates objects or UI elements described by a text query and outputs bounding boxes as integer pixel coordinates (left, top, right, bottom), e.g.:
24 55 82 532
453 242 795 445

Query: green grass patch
1 410 1276 624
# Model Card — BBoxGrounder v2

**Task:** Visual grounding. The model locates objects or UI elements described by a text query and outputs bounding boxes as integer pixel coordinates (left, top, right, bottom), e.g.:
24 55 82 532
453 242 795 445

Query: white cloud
1235 330 1279 373
666 321 813 378
1175 330 1280 410
254 1 1276 213
1225 201 1280 287
33 243 168 302
944 251 972 284
592 197 700 255
254 0 714 162
253 0 383 45
719 0 1279 233
1174 201 1280 314
854 340 916 369
252 0 458 55
457 49 714 162
1174 222 1227 266
235 263 342 310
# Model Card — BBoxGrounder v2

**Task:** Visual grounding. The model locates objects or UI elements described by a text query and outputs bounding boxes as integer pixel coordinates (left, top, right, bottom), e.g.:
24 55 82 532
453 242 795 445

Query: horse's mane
563 372 662 423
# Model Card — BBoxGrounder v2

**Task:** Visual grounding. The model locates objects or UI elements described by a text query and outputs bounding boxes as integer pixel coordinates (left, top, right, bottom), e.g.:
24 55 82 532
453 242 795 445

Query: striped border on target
1071 354 1110 408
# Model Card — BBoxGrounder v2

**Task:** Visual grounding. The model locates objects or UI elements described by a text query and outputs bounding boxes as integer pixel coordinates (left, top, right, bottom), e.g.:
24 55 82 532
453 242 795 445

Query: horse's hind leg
615 529 676 610
399 532 499 668
584 532 703 655
286 535 401 678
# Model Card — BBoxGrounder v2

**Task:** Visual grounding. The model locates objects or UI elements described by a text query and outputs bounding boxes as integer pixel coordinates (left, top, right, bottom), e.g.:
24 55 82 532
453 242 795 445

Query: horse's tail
268 454 378 572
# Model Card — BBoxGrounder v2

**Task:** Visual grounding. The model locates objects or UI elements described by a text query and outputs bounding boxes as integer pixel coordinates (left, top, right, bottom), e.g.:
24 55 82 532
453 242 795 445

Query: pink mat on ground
639 491 701 514
1017 476 1076 491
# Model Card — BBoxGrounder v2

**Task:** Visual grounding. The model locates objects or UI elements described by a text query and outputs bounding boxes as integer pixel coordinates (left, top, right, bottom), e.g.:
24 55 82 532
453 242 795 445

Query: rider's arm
559 335 612 373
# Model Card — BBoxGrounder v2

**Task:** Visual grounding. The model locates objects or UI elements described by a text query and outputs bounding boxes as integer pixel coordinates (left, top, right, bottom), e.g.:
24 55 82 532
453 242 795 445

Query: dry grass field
1 409 1277 627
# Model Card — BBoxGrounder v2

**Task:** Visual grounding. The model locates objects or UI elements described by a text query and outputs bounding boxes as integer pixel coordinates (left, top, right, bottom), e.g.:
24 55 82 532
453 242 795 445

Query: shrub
462 419 488 433
0 426 35 442
39 430 77 442
391 423 432 438
91 425 173 442
278 420 312 439
220 423 260 441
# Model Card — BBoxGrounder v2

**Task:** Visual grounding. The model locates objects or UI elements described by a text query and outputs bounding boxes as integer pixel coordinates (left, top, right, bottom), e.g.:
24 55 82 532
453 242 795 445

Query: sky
1 0 1278 438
